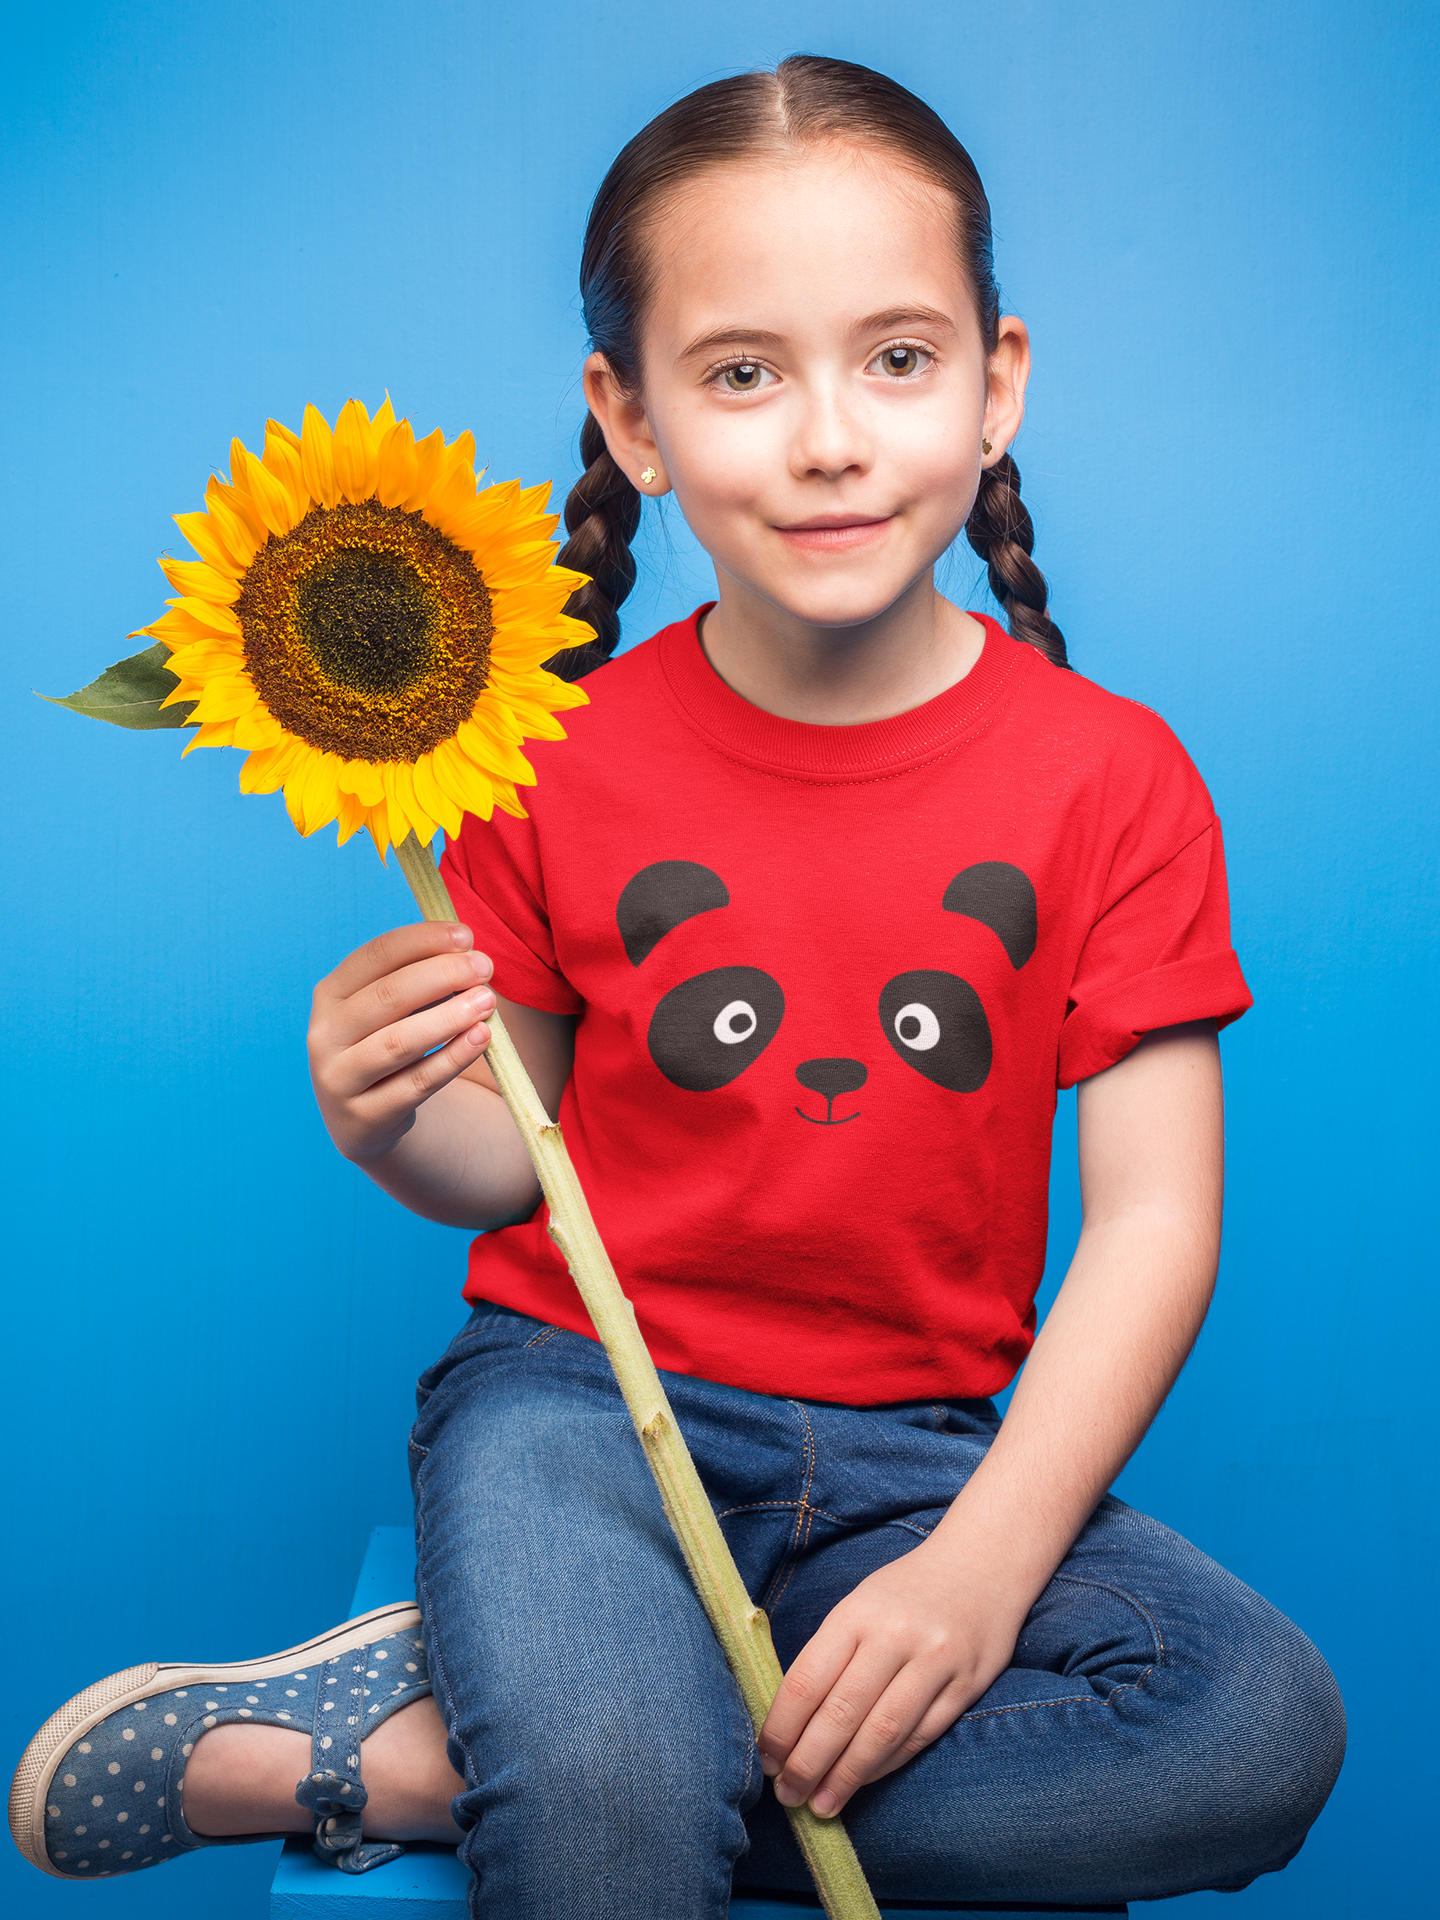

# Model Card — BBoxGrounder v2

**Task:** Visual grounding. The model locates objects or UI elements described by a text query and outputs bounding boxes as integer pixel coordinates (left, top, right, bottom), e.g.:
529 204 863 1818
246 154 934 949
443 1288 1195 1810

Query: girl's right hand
308 921 497 1164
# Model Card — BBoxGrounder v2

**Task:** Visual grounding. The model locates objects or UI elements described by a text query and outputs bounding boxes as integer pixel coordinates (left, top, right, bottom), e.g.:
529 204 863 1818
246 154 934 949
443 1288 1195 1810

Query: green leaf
38 642 198 729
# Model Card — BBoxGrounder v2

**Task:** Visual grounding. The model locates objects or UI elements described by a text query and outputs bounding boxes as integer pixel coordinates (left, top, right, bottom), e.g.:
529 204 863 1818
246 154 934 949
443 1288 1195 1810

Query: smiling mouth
795 1103 862 1126
775 516 893 553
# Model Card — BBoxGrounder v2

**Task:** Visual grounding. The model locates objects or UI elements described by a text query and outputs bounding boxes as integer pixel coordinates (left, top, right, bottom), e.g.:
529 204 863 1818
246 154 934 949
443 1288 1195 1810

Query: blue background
2 4 1435 1916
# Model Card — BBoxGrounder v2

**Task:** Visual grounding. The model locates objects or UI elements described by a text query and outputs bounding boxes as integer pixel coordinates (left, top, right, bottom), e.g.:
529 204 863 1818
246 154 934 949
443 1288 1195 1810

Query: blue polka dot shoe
8 1601 430 1881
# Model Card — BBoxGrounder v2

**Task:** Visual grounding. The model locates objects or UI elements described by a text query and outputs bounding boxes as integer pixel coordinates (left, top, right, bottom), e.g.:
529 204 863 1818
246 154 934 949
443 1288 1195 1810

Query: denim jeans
409 1304 1344 1918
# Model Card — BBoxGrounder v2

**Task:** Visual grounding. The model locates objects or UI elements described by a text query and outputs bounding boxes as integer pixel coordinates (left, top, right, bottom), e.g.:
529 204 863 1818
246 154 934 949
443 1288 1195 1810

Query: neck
697 570 985 726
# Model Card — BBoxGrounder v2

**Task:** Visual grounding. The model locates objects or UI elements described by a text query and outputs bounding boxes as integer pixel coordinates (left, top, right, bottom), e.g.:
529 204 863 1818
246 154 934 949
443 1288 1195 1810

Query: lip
774 514 894 553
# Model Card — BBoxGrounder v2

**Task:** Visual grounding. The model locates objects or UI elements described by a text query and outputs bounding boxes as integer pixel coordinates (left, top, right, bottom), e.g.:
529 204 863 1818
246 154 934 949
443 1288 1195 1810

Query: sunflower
133 397 593 854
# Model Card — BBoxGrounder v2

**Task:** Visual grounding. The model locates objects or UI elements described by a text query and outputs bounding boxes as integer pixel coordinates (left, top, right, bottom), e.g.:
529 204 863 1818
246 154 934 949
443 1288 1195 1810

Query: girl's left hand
757 1537 1026 1817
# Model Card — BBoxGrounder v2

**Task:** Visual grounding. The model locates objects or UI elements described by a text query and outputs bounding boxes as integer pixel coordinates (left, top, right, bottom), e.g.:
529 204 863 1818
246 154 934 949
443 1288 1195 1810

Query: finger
805 1670 969 1817
326 948 495 1050
327 987 497 1100
769 1646 904 1807
758 1625 859 1777
348 1018 498 1134
320 921 477 1005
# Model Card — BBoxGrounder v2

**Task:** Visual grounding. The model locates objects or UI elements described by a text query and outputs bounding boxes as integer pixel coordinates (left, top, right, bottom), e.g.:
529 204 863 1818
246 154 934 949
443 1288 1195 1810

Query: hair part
544 54 1068 681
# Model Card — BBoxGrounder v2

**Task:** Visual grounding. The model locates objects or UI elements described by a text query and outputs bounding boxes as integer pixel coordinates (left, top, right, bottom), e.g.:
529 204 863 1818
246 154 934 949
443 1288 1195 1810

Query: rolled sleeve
1058 821 1252 1086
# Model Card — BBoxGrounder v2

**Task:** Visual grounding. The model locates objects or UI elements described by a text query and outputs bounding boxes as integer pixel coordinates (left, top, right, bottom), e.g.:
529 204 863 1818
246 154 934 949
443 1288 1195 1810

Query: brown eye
880 347 921 377
722 362 765 392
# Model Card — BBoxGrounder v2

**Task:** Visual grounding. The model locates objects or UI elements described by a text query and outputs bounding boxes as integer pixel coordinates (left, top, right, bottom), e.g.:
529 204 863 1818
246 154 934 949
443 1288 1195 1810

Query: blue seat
270 1528 1126 1920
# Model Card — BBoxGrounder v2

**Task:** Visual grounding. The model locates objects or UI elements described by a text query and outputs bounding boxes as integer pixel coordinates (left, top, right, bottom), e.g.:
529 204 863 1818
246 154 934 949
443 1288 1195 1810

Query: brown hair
546 54 1067 680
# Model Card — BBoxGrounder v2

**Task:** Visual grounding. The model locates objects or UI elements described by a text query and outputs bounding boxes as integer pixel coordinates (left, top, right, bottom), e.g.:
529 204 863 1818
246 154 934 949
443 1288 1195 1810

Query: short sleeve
1057 819 1252 1087
439 815 583 1016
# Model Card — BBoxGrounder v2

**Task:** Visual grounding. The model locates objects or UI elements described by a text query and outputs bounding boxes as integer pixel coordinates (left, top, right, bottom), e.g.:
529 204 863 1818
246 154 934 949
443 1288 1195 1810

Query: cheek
655 401 773 529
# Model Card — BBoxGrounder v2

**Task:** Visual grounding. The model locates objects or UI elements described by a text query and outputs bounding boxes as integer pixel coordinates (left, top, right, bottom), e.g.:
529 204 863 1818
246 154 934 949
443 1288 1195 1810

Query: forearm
926 1202 1217 1614
347 1074 542 1230
926 1022 1224 1615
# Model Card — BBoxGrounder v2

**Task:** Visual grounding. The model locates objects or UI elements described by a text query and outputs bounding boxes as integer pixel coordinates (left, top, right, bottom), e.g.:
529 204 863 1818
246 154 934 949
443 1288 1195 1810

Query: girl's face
585 142 1028 634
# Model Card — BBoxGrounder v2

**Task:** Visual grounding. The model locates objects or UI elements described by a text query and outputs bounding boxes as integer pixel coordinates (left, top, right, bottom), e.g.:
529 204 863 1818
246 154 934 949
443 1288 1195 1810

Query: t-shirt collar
657 604 1024 780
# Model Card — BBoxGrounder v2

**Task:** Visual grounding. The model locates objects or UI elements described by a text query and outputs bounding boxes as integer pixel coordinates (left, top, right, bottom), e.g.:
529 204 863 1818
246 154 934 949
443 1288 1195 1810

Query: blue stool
269 1528 1126 1920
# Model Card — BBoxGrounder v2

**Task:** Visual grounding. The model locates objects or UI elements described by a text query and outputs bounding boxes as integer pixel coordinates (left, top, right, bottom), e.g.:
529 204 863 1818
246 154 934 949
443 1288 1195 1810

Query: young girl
12 55 1344 1916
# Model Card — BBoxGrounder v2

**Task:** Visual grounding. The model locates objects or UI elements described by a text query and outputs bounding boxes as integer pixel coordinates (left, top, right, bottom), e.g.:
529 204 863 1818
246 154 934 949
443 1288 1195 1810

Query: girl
12 55 1344 1916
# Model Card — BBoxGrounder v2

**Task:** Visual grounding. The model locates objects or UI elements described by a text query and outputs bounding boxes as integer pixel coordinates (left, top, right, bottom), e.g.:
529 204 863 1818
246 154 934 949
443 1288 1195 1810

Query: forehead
642 144 975 348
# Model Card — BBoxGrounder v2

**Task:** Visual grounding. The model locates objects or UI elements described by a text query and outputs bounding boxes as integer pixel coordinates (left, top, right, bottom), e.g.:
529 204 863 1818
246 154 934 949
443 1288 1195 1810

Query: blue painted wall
2 4 1435 1916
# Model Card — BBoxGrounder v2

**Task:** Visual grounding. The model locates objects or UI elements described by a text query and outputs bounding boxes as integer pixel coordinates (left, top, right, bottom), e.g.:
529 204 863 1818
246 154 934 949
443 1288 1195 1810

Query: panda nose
795 1058 869 1098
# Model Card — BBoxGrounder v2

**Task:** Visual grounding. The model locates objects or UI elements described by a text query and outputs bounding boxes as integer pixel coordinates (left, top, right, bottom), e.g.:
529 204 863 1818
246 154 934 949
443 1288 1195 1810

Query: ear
981 315 1029 467
618 861 729 967
583 352 670 494
943 861 1037 969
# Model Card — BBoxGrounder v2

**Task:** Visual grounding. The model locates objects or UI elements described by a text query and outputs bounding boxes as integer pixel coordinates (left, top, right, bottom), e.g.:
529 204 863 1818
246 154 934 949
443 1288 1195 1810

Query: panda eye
892 1003 941 1051
879 970 992 1092
649 966 785 1091
713 1000 758 1044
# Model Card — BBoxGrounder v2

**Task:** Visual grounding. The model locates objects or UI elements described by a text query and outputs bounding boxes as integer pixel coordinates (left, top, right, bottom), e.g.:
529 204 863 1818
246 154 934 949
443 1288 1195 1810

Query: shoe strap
294 1647 404 1874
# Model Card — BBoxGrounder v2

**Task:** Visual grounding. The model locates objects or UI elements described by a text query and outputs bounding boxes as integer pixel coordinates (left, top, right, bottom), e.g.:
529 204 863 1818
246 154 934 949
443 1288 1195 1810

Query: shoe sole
8 1601 422 1879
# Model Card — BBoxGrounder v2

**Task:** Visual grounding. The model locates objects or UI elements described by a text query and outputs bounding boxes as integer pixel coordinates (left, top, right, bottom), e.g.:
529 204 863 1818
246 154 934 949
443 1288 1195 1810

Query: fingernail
465 1023 489 1048
760 1756 780 1778
811 1790 839 1818
774 1781 800 1807
470 990 495 1014
450 925 473 949
468 952 491 980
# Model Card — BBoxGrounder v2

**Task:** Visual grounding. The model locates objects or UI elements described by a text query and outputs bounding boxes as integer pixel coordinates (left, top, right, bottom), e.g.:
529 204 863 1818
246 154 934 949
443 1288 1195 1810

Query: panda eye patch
649 966 785 1091
879 970 992 1091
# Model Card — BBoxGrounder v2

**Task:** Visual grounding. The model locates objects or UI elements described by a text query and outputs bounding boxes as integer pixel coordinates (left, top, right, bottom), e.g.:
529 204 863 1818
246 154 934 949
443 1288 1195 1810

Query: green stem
393 831 881 1920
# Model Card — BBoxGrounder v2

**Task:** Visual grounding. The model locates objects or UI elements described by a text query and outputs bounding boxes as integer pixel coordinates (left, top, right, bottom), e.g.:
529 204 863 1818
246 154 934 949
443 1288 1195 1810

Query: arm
308 919 575 1229
759 1019 1224 1816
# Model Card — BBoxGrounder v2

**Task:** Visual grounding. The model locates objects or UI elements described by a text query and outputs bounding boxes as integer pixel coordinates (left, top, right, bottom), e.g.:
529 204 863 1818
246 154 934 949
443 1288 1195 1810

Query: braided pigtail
544 411 642 682
965 453 1069 669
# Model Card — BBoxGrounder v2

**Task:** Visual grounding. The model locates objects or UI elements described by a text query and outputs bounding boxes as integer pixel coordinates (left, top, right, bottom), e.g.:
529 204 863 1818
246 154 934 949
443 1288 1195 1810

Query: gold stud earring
981 438 993 456
640 466 657 486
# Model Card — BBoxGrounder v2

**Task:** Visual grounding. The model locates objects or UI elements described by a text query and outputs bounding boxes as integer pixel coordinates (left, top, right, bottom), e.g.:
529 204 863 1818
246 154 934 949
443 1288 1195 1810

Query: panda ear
943 862 1037 969
617 861 730 967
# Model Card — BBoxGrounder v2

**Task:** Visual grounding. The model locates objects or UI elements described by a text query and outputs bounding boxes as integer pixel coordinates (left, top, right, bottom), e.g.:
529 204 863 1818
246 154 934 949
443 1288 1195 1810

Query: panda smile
795 1102 862 1126
794 1058 867 1126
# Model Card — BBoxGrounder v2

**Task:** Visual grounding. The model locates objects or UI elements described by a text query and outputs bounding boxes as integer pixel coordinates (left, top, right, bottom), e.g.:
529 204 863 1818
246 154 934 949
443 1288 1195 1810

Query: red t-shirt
441 610 1250 1405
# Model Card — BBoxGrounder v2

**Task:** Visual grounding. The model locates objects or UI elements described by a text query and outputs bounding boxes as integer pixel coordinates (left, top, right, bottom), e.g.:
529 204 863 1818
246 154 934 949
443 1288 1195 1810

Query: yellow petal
399 429 446 512
370 393 398 441
337 757 385 805
411 753 464 837
158 556 240 605
375 419 417 508
261 425 311 522
335 788 370 847
203 481 263 570
301 403 340 509
432 737 494 820
173 510 246 579
181 718 236 754
457 716 535 785
332 398 377 502
211 466 269 551
231 708 283 750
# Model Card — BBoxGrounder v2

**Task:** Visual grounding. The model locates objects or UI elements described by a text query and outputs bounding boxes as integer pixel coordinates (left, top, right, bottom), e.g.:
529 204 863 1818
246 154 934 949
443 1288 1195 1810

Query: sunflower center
236 500 493 763
297 550 433 695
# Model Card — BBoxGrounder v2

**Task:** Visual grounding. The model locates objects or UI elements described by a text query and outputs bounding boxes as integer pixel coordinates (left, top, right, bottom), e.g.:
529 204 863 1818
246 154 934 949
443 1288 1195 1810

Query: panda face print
617 858 1036 1123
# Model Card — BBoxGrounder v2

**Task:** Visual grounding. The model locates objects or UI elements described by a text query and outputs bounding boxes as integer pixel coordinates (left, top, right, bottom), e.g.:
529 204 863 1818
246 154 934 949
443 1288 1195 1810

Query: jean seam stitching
523 1325 562 1350
959 1669 1157 1722
410 1462 478 1800
761 1403 819 1615
1046 1572 1168 1670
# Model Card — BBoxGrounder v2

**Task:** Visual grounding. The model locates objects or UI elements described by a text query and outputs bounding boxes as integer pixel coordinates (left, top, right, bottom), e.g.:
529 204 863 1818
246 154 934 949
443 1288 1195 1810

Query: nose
791 384 872 482
795 1058 868 1098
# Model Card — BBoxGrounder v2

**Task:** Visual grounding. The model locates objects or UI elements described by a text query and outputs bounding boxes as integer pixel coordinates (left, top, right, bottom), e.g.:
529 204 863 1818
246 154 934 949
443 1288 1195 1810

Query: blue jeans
409 1305 1344 1918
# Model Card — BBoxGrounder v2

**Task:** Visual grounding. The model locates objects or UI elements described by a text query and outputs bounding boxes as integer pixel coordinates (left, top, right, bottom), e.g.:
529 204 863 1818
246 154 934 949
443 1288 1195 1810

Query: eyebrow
678 305 959 362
